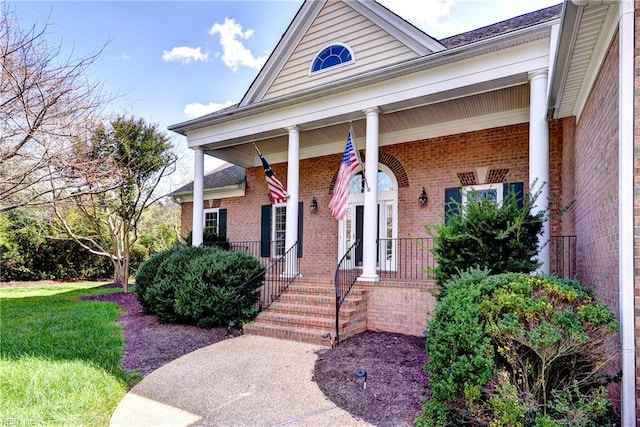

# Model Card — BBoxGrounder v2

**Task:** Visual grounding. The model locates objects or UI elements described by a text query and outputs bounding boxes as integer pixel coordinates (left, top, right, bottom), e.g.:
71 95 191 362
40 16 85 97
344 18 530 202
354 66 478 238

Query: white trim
461 183 504 206
308 43 355 76
203 208 220 234
348 0 445 54
240 0 325 106
173 184 245 204
272 203 287 257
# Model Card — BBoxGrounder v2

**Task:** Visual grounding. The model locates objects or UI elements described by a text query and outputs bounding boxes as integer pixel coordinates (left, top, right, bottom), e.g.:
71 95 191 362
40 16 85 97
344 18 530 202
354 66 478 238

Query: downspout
618 1 636 425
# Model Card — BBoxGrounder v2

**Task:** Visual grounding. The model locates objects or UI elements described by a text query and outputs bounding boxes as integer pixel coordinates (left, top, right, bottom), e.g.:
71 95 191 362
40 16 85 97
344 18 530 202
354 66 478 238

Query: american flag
329 127 361 221
255 145 288 204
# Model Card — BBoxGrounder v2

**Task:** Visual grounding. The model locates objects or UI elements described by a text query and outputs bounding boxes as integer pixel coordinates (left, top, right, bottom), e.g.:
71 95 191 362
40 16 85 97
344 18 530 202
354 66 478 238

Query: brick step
268 301 355 317
284 285 366 297
276 292 365 307
256 311 350 330
243 323 336 346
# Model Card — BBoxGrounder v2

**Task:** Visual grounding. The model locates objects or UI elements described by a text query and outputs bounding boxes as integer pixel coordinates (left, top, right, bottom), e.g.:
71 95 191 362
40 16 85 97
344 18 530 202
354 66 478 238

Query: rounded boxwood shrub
173 250 264 328
417 269 620 427
134 245 180 313
137 245 264 327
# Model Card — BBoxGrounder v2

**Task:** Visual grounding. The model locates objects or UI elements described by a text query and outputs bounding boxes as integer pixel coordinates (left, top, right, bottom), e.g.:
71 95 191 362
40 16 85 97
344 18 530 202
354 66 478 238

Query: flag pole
349 122 370 192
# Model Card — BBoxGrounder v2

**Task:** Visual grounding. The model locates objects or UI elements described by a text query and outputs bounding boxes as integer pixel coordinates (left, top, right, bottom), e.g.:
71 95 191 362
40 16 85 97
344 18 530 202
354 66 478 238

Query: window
204 209 219 233
273 204 287 256
444 182 523 224
348 170 394 194
260 202 304 258
310 43 354 74
462 184 503 206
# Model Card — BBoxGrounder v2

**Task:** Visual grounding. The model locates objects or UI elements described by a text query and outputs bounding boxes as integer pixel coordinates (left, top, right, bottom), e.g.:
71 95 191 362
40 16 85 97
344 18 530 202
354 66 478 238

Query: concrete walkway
110 335 372 427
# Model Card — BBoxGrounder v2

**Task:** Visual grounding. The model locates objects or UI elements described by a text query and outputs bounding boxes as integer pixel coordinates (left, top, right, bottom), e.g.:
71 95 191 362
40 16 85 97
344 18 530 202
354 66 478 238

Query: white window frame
461 183 503 206
272 203 287 257
203 208 219 234
308 42 355 76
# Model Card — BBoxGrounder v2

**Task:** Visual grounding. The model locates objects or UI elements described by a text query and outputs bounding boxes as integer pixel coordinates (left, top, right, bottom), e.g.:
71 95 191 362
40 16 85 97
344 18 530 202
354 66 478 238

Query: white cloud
162 46 209 64
184 101 235 118
379 0 457 38
208 17 268 72
117 52 131 61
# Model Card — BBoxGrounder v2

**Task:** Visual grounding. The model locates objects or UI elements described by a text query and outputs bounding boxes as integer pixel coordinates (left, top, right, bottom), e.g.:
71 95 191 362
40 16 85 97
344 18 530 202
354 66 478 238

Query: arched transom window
310 43 354 74
348 170 394 194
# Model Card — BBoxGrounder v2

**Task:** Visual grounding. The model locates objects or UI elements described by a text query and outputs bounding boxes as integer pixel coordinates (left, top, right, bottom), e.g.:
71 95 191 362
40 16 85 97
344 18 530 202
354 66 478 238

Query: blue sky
9 0 561 190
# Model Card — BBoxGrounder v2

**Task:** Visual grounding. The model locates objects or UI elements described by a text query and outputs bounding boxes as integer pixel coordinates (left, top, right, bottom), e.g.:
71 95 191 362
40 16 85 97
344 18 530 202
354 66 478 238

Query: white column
360 108 380 281
192 148 204 247
285 126 300 276
617 1 636 424
528 70 550 274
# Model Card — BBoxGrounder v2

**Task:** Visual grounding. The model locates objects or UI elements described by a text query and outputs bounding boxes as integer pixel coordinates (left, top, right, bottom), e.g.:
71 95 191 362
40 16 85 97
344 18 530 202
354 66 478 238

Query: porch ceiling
204 83 531 167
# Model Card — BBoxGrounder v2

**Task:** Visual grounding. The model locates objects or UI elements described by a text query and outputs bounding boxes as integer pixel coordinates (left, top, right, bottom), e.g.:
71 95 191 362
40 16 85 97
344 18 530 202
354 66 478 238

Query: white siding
263 0 419 101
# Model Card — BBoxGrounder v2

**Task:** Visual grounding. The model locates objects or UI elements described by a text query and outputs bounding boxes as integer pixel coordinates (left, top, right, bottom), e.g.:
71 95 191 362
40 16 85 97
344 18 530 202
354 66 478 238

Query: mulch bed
313 331 429 426
83 291 228 377
84 290 430 426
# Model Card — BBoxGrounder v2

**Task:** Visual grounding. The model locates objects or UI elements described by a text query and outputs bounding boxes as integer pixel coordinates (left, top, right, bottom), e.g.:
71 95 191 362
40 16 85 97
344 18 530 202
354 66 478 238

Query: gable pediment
239 0 444 107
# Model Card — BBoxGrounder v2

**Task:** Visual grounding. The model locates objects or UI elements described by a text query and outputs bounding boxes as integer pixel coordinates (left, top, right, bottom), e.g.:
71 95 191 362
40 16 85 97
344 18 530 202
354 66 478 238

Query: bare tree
51 116 177 291
0 4 112 212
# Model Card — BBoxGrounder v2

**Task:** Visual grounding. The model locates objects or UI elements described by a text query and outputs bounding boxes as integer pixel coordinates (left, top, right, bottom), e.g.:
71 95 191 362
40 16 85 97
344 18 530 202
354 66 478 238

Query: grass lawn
1 282 133 426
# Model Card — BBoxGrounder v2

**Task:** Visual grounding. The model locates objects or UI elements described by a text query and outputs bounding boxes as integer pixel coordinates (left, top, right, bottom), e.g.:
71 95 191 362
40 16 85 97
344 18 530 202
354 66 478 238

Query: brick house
169 1 638 422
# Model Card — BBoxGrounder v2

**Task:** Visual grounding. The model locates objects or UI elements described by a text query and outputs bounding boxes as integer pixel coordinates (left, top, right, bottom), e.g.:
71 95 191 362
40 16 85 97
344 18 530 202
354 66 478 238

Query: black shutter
297 202 303 258
444 187 462 224
260 205 271 258
218 209 227 238
504 182 524 210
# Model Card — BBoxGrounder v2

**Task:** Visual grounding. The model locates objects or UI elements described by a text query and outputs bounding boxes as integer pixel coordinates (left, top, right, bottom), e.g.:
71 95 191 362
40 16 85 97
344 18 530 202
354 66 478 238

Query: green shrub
429 185 544 290
173 250 263 328
139 245 263 327
134 246 180 313
417 270 620 427
145 246 214 324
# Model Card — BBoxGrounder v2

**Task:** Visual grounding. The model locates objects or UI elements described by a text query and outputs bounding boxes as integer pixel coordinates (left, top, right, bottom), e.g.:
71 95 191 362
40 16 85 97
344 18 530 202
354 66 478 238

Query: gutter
617 1 636 425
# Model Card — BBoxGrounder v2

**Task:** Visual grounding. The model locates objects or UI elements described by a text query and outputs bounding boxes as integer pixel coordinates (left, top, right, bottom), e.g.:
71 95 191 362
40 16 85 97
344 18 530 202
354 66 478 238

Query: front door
337 168 397 270
350 203 383 267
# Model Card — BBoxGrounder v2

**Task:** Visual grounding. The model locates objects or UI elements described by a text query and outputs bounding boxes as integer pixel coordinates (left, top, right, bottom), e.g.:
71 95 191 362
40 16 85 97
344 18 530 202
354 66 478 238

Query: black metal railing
376 237 435 280
334 239 360 345
549 235 576 279
208 240 286 266
232 242 299 330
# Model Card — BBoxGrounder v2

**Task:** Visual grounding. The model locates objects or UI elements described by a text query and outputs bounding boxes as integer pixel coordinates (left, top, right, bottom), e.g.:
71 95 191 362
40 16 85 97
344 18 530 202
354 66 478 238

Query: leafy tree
0 208 111 281
0 4 112 212
51 116 177 291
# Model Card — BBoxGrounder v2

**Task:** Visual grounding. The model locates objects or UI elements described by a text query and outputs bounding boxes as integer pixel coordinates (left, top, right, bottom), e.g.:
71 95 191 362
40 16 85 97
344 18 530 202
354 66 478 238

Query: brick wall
363 280 438 336
561 32 620 313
